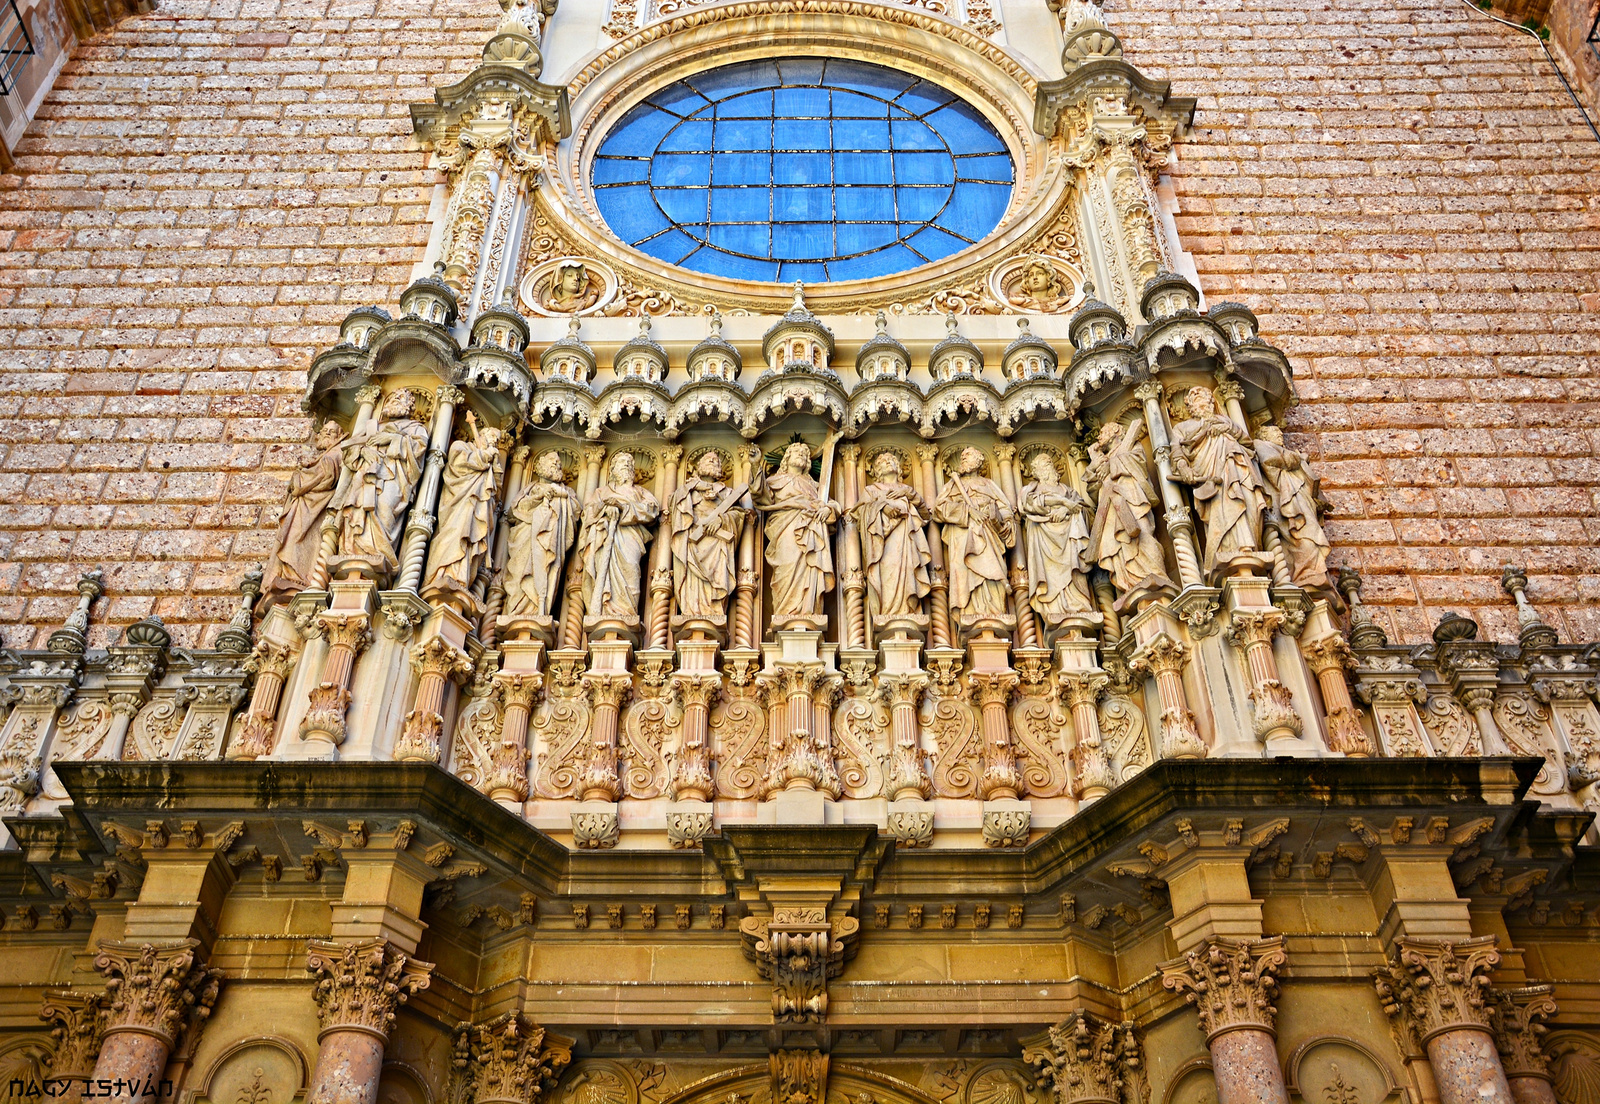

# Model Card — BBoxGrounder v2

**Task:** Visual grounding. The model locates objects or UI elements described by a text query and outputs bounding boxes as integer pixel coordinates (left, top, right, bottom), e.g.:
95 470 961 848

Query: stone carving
1169 387 1268 579
504 451 580 627
754 439 840 628
666 809 713 849
854 450 933 631
1253 425 1331 593
261 421 346 606
1547 1032 1600 1103
1161 936 1285 1039
452 1012 573 1104
1085 420 1172 607
886 809 934 847
1023 1012 1143 1104
770 1050 828 1104
535 261 603 315
740 908 858 1024
572 452 659 636
668 449 748 629
332 389 431 578
931 447 1017 629
1489 985 1558 1082
39 990 108 1084
982 808 1031 849
572 811 620 850
1374 936 1499 1046
422 413 506 607
94 939 221 1046
1019 451 1095 631
994 257 1079 313
306 938 432 1042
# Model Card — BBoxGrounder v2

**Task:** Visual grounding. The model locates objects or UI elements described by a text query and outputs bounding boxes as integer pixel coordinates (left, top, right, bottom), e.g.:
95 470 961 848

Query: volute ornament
306 938 433 1042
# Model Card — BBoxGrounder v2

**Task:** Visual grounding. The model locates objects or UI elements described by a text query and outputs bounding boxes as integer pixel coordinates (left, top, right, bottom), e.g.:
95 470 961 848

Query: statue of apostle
667 450 748 627
1019 452 1095 630
754 439 840 627
1170 386 1268 578
421 412 505 609
260 420 345 608
577 451 661 630
931 447 1016 627
1254 424 1332 592
1084 419 1173 608
503 450 579 625
853 451 933 629
331 389 430 578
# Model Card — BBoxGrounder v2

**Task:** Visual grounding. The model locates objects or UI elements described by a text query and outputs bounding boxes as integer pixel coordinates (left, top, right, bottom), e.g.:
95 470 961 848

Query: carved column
917 444 953 649
1135 381 1203 591
230 640 295 759
768 667 827 794
40 991 107 1104
395 384 464 595
99 633 165 761
1130 634 1206 758
1162 936 1290 1104
1023 1011 1144 1104
1059 670 1112 801
579 674 631 801
313 385 382 590
668 673 719 801
1375 936 1514 1104
487 673 541 802
881 673 931 799
454 1013 573 1104
397 637 473 763
480 444 532 645
1225 607 1304 748
646 447 683 650
1490 986 1559 1104
969 671 1021 800
1301 634 1373 756
89 940 221 1104
300 611 374 750
838 444 868 650
811 671 845 797
306 938 433 1104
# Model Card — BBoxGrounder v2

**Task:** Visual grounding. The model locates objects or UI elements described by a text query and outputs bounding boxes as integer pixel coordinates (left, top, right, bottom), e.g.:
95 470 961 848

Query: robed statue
261 420 345 607
668 450 748 627
753 439 840 627
331 388 430 577
422 412 505 607
503 450 579 624
853 451 933 628
578 451 661 629
1019 452 1095 629
1170 386 1268 578
1255 424 1332 592
1085 420 1173 607
931 446 1016 626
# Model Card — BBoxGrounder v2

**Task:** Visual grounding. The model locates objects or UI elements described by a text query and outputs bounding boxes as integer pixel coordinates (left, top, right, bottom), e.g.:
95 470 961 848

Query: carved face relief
1096 423 1119 451
382 389 417 420
784 441 811 474
545 263 599 313
871 453 902 482
1256 424 1283 445
315 420 346 452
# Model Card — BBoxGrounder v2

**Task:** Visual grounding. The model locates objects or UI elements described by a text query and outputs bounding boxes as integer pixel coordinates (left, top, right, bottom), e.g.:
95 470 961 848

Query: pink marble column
1375 936 1514 1104
1491 985 1560 1104
1162 936 1290 1104
305 939 432 1104
88 940 220 1104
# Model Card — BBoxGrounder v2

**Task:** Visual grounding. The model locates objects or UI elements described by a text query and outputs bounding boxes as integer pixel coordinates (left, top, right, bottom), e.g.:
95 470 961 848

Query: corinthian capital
1161 936 1286 1041
1130 633 1189 678
1489 985 1558 1081
1023 1011 1143 1104
1374 935 1499 1045
39 991 108 1080
93 939 221 1047
317 611 374 654
306 938 434 1042
1224 607 1286 650
581 673 633 711
453 1012 574 1104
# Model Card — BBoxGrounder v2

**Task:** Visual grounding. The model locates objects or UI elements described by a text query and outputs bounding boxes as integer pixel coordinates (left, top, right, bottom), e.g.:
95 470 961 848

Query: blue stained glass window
592 58 1014 283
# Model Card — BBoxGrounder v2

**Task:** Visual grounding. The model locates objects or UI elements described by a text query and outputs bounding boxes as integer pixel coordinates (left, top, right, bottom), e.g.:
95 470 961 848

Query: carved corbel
739 906 860 1023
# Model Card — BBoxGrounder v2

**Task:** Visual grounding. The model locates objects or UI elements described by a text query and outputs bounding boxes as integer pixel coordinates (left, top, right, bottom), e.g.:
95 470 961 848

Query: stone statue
853 451 933 627
668 450 748 627
931 447 1016 627
261 420 345 607
1019 452 1095 628
422 412 505 606
578 451 661 629
331 389 430 577
754 440 840 627
1170 386 1268 578
1085 420 1173 607
1254 424 1332 592
503 450 579 624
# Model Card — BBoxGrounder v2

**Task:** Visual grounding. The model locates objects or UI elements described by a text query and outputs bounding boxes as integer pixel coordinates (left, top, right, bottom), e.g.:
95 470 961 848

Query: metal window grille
0 0 35 97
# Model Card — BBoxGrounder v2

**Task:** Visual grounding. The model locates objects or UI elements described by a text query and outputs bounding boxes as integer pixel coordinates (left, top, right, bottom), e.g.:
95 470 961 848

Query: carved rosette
1161 936 1286 1042
306 938 434 1042
1023 1011 1144 1104
452 1012 573 1104
1373 935 1500 1046
39 991 108 1080
1489 985 1558 1082
93 939 221 1047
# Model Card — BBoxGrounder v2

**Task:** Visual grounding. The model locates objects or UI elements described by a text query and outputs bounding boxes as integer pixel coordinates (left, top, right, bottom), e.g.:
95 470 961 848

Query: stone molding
306 938 434 1042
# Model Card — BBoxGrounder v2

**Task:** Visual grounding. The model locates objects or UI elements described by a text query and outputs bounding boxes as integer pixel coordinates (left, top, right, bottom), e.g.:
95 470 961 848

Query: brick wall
1 0 1598 648
1116 0 1600 645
